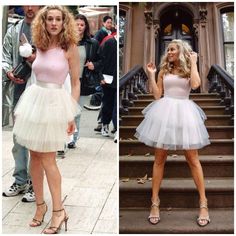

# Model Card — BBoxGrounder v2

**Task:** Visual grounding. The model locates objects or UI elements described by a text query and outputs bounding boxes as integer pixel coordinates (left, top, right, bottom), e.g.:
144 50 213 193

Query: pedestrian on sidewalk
2 5 41 203
135 39 210 226
99 29 117 142
13 6 80 234
94 15 113 45
92 15 113 133
67 14 102 149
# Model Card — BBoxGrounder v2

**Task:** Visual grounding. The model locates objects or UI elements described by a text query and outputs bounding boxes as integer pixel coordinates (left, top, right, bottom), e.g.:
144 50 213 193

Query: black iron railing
119 65 149 115
207 64 234 118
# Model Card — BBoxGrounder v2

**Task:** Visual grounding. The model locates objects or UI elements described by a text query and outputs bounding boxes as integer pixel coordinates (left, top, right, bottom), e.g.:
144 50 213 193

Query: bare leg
185 150 209 225
29 151 47 227
40 152 66 233
149 148 168 223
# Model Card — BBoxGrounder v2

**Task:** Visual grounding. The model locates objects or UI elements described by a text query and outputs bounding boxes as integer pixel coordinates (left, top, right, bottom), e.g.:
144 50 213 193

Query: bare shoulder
65 44 78 59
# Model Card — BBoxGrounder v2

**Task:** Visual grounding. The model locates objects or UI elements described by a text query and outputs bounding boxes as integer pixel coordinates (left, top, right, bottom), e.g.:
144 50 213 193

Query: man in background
94 15 112 45
2 5 40 202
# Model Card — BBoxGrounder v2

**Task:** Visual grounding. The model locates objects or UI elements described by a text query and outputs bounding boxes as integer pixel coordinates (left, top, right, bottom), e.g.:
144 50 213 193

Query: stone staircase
119 93 234 234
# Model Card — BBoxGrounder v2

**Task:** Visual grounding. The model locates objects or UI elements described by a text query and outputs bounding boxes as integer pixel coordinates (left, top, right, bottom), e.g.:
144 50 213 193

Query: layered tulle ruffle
135 96 210 150
13 81 80 152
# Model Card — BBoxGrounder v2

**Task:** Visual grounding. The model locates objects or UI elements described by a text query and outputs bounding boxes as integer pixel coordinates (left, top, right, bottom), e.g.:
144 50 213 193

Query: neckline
47 47 60 51
168 73 180 77
165 73 190 80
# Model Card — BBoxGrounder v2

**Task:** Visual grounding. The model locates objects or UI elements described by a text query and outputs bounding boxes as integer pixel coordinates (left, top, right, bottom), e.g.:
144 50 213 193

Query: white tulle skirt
135 96 210 150
13 81 80 152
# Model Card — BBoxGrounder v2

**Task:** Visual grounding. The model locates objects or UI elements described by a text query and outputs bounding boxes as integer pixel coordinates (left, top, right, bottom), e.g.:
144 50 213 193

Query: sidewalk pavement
2 98 118 234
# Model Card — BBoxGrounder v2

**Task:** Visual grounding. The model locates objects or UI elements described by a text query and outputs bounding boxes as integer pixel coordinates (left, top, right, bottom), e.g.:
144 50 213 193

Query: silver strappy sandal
197 200 211 227
148 197 161 225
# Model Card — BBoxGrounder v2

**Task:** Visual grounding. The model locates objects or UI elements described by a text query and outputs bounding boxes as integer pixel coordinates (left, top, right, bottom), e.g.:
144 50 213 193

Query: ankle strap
37 201 45 206
53 208 64 213
151 202 160 208
200 200 208 209
151 197 160 207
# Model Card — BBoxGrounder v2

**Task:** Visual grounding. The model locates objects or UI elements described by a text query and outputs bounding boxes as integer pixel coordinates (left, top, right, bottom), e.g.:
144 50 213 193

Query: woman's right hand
147 62 157 74
67 120 76 135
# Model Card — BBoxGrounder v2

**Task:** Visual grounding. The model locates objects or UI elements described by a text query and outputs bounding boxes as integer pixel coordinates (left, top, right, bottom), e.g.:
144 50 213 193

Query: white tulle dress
135 74 210 150
13 47 80 152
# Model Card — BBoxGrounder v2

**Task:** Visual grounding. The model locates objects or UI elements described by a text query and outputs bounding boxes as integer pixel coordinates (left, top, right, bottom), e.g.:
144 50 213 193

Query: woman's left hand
189 51 198 64
67 120 76 135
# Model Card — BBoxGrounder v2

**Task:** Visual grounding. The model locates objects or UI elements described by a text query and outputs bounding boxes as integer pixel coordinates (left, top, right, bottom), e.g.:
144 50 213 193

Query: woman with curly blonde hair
135 39 211 227
13 5 80 234
32 5 78 51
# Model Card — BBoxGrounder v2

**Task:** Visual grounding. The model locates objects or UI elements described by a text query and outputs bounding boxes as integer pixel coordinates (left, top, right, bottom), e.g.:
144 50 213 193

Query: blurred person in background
2 5 41 203
67 14 102 149
94 15 112 45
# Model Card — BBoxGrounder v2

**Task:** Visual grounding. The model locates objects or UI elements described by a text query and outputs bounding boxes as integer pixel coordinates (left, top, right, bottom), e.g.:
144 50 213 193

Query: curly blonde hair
160 39 193 78
32 5 78 51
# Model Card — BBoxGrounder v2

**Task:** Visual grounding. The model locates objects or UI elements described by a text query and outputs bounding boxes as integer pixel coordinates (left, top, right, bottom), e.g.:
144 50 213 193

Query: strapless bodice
163 74 191 99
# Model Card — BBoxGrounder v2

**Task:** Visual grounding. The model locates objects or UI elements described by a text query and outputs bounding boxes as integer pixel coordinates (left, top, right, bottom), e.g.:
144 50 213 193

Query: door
158 6 195 63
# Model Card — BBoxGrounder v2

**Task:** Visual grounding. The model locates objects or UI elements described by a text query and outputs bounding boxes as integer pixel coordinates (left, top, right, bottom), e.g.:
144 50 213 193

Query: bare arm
147 62 164 100
189 52 201 89
67 44 80 102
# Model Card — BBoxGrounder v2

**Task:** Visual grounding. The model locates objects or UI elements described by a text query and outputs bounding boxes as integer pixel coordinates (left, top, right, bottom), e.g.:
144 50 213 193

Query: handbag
12 60 32 82
83 41 102 89
83 67 100 89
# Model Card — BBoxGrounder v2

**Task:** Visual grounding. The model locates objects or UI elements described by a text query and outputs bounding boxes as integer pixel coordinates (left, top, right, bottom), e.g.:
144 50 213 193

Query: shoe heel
64 217 69 231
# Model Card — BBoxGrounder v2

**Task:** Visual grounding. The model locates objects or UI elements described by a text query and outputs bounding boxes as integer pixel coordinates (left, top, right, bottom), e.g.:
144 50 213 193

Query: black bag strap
86 41 94 62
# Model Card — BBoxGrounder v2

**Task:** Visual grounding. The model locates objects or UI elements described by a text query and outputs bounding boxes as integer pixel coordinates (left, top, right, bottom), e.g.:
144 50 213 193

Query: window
181 24 190 35
164 24 172 36
221 8 234 76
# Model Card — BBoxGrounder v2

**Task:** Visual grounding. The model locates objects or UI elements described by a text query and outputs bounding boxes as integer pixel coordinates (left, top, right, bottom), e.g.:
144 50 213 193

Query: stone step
119 155 234 178
120 126 234 139
119 139 234 155
119 178 234 208
120 115 233 126
127 106 227 115
133 98 222 107
119 208 233 234
137 93 220 100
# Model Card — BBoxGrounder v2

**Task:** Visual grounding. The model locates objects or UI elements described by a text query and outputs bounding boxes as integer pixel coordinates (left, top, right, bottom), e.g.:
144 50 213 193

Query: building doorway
158 5 196 63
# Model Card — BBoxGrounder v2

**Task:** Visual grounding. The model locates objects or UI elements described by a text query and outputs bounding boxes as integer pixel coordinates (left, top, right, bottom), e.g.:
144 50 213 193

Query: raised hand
188 51 198 64
147 62 157 74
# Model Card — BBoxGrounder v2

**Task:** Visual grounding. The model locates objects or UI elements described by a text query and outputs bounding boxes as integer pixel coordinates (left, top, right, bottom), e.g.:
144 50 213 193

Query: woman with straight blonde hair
13 5 80 234
135 39 211 227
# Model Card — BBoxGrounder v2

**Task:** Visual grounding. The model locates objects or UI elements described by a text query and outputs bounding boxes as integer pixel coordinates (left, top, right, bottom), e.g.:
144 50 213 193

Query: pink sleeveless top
163 74 191 99
32 47 69 85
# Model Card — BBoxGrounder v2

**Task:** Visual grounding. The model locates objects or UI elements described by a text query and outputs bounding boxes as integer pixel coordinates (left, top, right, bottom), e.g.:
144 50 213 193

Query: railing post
207 64 234 121
119 65 149 123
